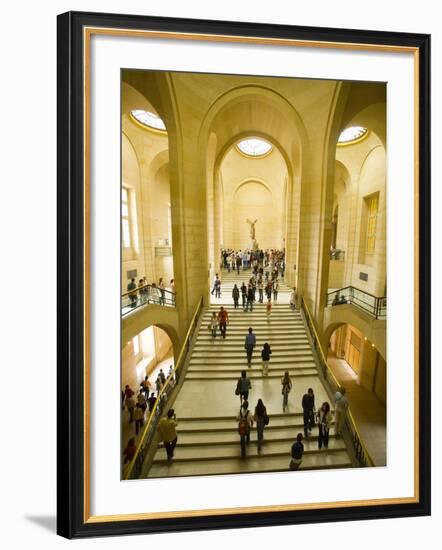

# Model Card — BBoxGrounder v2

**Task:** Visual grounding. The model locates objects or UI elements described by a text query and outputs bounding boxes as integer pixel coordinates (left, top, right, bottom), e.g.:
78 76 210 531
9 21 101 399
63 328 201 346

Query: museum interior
120 70 387 479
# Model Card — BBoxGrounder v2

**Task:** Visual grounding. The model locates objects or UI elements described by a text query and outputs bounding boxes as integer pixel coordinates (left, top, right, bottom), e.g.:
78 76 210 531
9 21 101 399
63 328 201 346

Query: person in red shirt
123 438 137 464
124 384 134 399
217 306 229 339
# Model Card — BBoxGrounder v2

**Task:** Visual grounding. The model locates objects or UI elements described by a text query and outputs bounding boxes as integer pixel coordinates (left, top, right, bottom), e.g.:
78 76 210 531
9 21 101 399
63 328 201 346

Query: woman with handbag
253 398 269 453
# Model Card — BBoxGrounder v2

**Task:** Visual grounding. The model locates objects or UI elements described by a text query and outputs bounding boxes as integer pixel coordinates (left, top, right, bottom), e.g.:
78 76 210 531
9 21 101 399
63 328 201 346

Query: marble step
194 341 309 350
196 334 308 342
186 369 318 381
153 438 347 462
146 451 352 478
186 366 317 375
186 374 318 381
189 356 314 365
191 347 312 356
177 412 313 427
175 421 334 441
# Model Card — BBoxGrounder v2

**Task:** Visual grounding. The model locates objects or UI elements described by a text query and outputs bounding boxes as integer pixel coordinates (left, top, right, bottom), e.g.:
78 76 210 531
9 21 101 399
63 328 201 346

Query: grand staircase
145 270 353 478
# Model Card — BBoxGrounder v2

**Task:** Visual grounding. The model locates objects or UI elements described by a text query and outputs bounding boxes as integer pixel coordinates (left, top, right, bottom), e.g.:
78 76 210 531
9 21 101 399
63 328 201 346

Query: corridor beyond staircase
144 269 353 478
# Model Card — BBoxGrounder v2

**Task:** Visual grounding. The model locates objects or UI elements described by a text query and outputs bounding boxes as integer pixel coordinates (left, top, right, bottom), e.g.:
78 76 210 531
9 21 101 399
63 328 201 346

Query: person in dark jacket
236 370 252 403
301 388 315 437
232 284 240 309
244 327 256 367
253 399 268 453
290 433 304 470
245 284 255 312
240 282 247 308
261 342 272 376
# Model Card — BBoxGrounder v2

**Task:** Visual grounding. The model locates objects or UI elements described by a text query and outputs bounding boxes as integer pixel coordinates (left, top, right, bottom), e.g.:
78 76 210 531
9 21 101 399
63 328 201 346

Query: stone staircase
145 270 353 478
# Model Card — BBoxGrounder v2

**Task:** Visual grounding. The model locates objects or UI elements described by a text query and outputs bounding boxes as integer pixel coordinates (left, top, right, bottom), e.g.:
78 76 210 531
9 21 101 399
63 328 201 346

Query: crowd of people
234 376 350 470
123 369 350 472
220 248 286 278
122 364 176 466
125 277 176 309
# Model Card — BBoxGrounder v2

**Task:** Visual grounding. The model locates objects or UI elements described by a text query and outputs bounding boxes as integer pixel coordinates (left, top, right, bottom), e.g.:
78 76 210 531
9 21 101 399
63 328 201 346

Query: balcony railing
123 296 204 480
300 297 374 468
327 286 386 319
122 284 176 318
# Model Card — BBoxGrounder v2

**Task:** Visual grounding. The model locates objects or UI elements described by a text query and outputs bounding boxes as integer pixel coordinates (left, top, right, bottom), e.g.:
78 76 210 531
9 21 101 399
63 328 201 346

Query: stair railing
301 297 375 468
327 286 386 319
121 284 176 318
123 296 204 480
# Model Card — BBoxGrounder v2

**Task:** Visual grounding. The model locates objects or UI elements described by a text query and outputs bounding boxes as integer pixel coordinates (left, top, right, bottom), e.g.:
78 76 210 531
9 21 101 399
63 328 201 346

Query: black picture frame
57 10 431 539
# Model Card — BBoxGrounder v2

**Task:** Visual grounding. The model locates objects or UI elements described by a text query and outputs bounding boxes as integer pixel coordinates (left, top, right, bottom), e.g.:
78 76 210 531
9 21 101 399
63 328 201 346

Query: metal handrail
301 297 375 468
327 285 385 302
123 296 204 480
327 285 386 319
122 284 176 317
122 282 175 299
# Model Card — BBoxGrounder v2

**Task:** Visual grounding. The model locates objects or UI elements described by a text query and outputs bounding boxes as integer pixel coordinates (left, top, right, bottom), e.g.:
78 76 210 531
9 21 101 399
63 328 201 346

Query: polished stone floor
327 355 386 466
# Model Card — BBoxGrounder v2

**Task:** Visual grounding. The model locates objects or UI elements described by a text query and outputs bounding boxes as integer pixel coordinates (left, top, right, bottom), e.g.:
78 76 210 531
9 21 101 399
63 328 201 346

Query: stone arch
323 317 386 362
197 84 310 290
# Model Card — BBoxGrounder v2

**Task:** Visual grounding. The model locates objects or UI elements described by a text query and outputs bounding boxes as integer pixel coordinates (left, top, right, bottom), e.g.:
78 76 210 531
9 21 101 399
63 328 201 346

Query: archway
198 85 310 292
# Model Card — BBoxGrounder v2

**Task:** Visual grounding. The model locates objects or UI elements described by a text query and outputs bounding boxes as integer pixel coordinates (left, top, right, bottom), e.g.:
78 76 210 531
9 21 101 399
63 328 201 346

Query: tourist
133 403 144 435
240 282 247 308
245 284 254 312
258 278 264 303
290 287 297 311
125 394 135 424
244 327 256 367
281 371 292 412
317 402 333 449
123 438 137 464
217 306 229 339
237 400 253 457
215 276 221 299
232 284 240 309
266 298 272 319
236 255 242 275
302 388 315 437
211 273 220 295
289 433 304 470
332 293 340 305
273 279 279 302
124 384 135 400
127 278 137 308
157 408 178 461
253 399 269 453
167 364 175 387
137 391 147 414
261 342 272 377
158 277 166 305
235 370 252 403
140 376 151 399
209 312 218 338
334 387 349 436
265 281 272 301
155 375 163 394
159 368 166 385
147 392 157 412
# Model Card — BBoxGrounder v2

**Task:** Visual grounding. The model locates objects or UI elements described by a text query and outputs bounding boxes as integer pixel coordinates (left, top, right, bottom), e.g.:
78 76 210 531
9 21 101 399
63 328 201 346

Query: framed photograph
57 11 431 538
